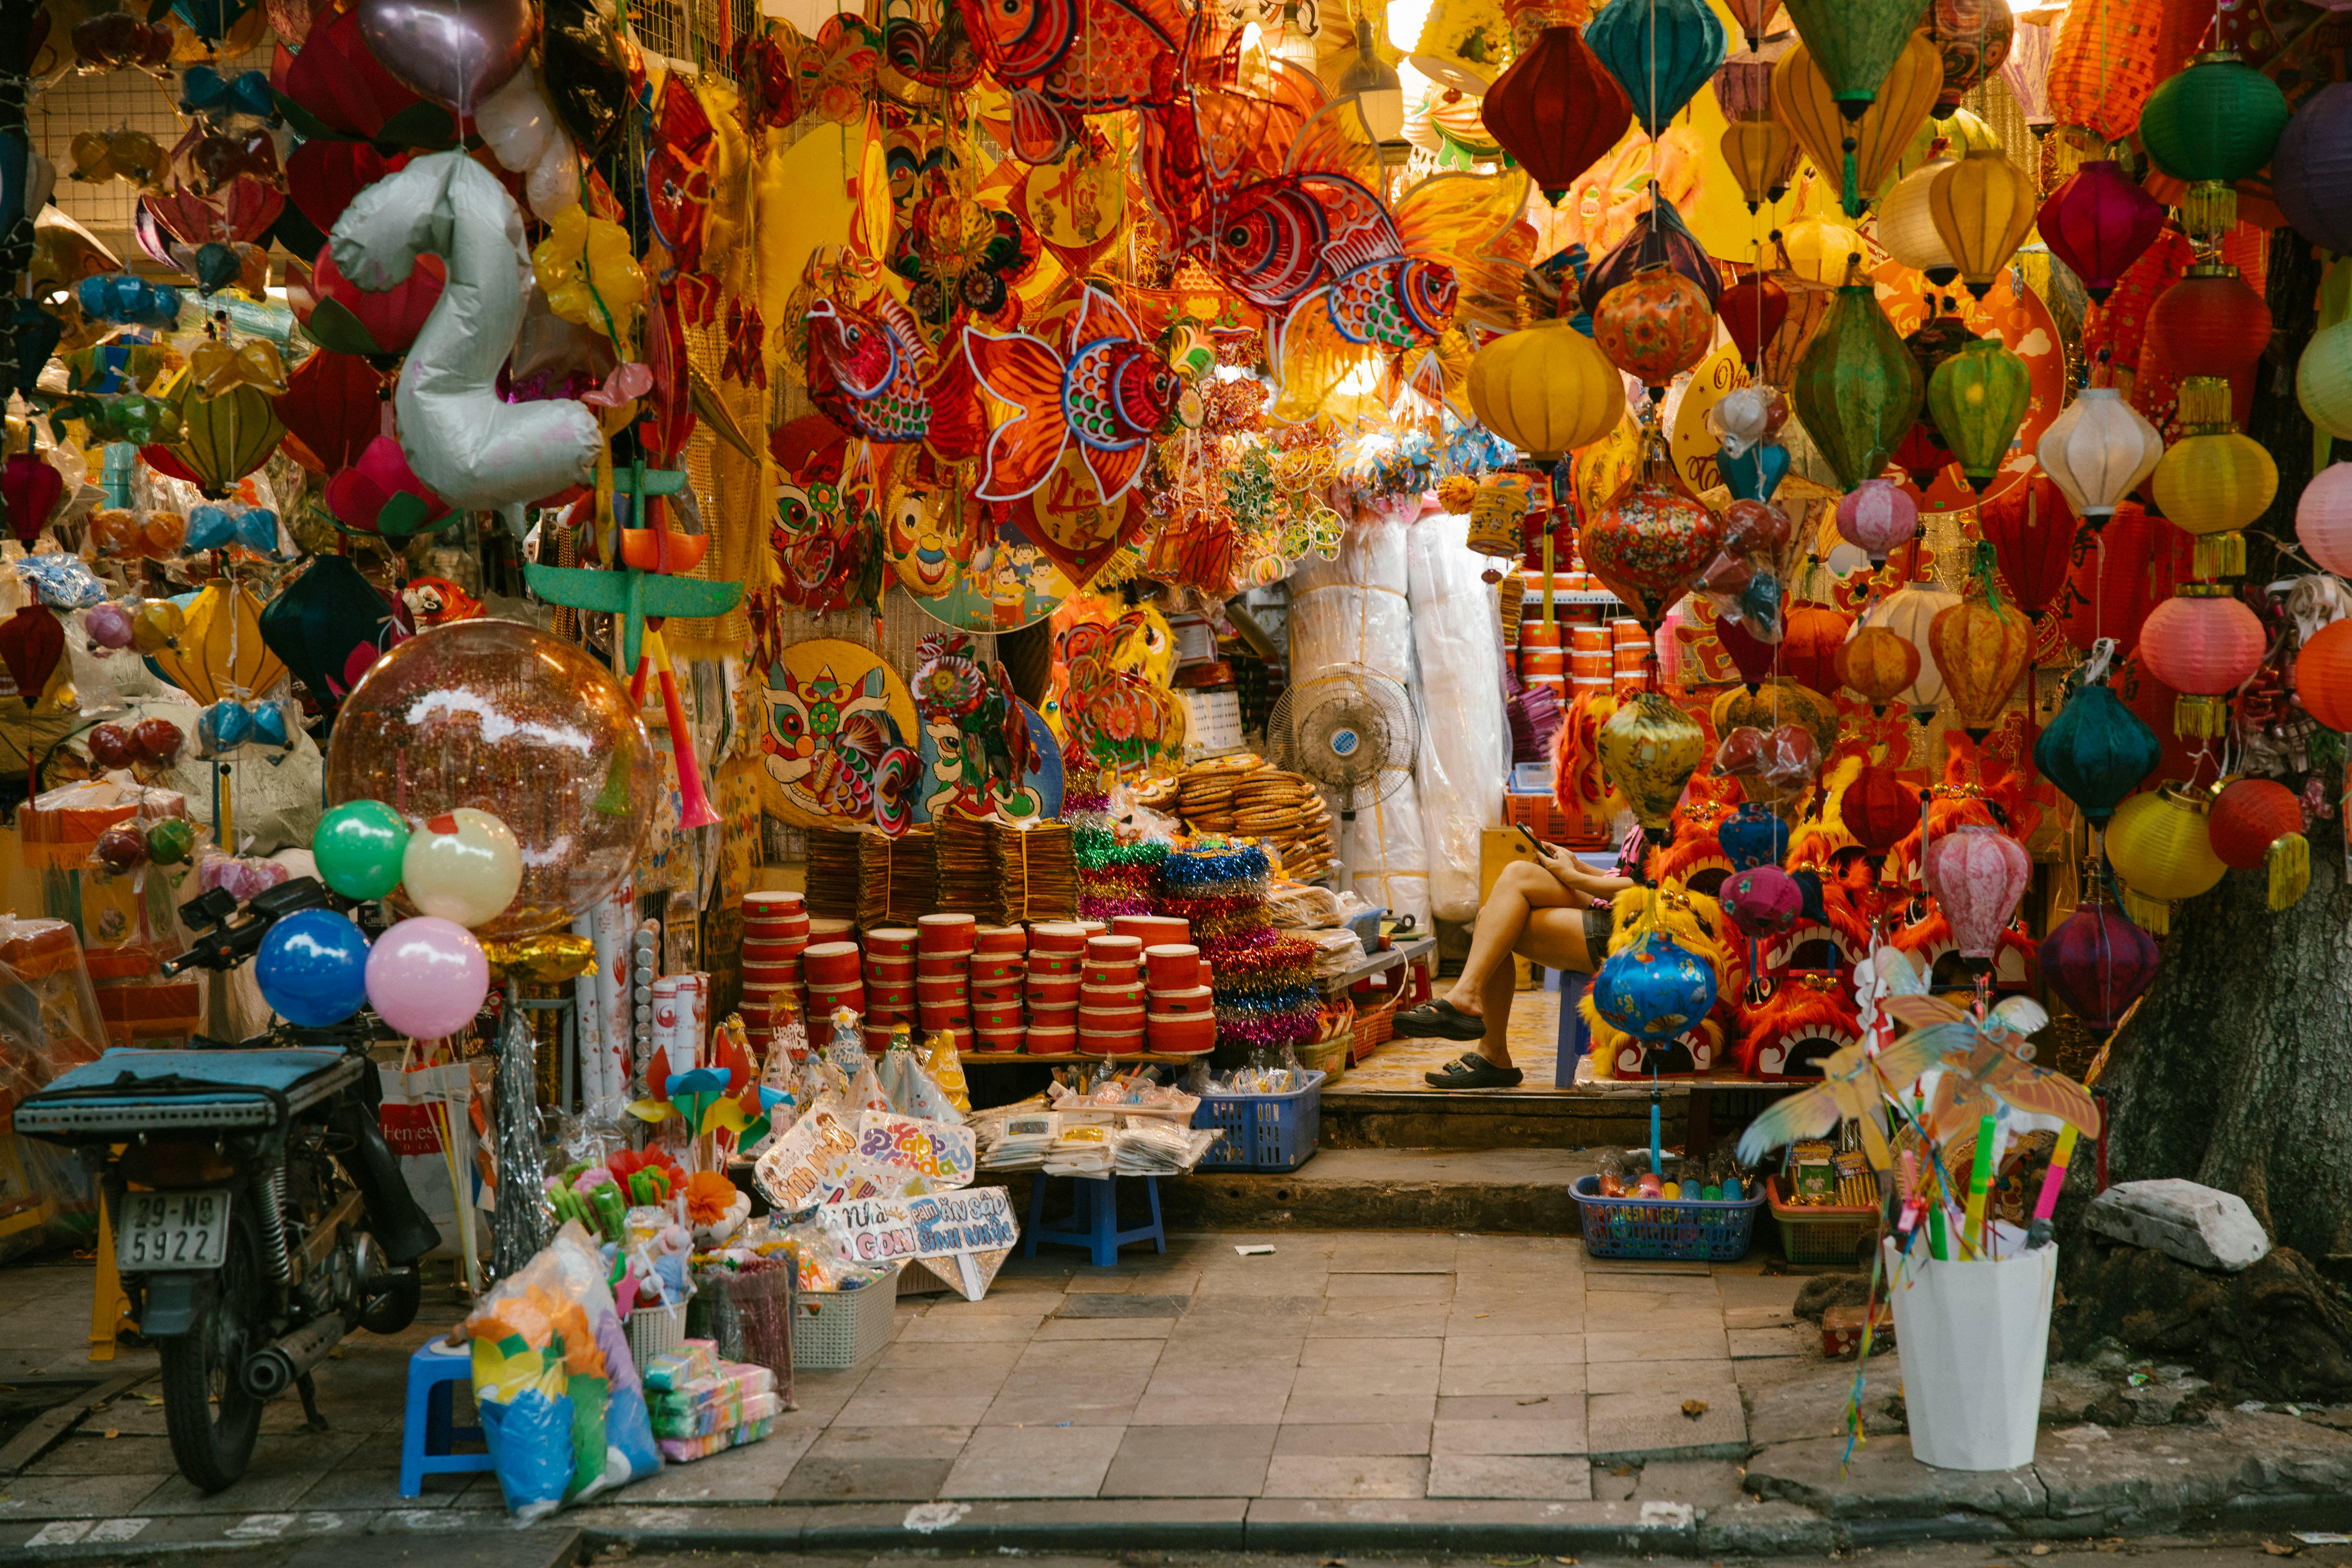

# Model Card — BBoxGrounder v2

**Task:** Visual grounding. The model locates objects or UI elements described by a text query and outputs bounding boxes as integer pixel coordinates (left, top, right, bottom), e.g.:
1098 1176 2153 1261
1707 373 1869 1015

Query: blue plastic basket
1571 1175 1764 1262
1191 1071 1324 1171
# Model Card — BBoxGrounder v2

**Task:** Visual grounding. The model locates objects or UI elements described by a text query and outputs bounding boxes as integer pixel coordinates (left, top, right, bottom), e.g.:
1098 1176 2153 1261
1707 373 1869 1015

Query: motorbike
16 877 442 1491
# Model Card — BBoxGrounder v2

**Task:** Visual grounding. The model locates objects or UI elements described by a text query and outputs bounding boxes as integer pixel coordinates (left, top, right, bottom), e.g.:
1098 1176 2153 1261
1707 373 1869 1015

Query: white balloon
525 140 582 218
475 64 559 173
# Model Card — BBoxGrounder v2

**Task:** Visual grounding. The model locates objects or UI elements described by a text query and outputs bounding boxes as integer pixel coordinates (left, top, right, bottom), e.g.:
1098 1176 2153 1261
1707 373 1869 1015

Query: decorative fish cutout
958 0 1186 163
961 284 1182 506
804 290 938 446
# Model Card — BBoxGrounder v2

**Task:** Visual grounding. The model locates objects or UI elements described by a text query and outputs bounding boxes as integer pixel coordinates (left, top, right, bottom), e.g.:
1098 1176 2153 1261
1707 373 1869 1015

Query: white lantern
2035 386 2163 520
1876 159 1960 286
1863 583 1961 723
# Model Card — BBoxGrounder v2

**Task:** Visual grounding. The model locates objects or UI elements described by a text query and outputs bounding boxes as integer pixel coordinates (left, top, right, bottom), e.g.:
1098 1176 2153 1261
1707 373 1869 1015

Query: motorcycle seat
15 1047 361 1139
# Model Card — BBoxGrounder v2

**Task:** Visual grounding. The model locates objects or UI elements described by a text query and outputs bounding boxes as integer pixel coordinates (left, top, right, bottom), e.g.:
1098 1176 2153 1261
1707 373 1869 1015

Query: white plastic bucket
1881 1237 2057 1471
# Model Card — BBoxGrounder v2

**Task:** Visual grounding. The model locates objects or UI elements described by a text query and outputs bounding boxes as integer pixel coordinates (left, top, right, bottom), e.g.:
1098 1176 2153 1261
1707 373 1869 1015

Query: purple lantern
1722 865 1804 940
2273 82 2352 257
1921 823 2030 967
2038 903 2159 1029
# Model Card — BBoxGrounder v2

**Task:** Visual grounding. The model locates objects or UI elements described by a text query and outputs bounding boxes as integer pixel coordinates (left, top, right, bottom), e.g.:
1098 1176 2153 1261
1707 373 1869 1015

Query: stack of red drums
739 892 808 1033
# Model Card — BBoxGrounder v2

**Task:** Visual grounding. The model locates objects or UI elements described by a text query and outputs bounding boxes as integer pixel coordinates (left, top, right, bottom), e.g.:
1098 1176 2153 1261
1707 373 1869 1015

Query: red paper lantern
2209 777 2304 869
2060 501 2193 655
1479 27 1633 206
1718 271 1787 372
2142 261 2269 423
2295 617 2352 731
2037 159 2165 306
1976 471 2079 620
1840 763 1918 860
1779 602 1853 698
2139 586 2266 737
274 349 385 475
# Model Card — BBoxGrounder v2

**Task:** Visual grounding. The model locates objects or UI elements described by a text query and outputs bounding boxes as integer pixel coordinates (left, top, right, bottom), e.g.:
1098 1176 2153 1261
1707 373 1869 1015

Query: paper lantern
1877 158 1960 285
1770 31 1943 217
2036 387 2163 522
1467 320 1627 460
1778 214 1865 287
2039 903 2159 1028
1836 624 1919 714
1593 268 1714 389
1725 0 1783 51
1840 762 1918 861
1977 472 2078 620
2139 586 2265 738
2273 83 2352 257
2296 318 2352 443
1777 0 1934 113
1790 281 1923 491
2296 461 2352 577
2038 159 2165 305
1718 270 1787 371
2146 264 2270 390
1835 478 1917 564
1480 26 1633 205
1581 460 1723 625
1597 692 1706 831
2294 617 2352 731
2209 776 2310 911
1595 926 1718 1041
1720 116 1800 214
168 380 286 499
2000 5 2057 134
1928 587 2030 741
1779 603 1853 699
1928 0 2010 116
1926 333 2029 490
2149 377 2274 580
2047 0 2163 146
2104 786 2223 935
1863 582 1959 721
1586 0 1727 139
1928 146 2036 300
1408 0 1512 96
2034 675 2158 826
2138 51 2289 238
1923 823 2028 963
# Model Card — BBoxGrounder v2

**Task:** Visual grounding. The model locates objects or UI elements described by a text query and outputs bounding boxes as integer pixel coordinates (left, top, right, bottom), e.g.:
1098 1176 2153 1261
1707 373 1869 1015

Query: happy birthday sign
751 1105 859 1212
856 1110 977 1190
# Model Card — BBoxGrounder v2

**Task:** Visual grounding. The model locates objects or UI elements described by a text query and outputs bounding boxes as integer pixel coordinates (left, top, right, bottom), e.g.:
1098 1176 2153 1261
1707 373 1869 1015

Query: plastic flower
532 206 648 338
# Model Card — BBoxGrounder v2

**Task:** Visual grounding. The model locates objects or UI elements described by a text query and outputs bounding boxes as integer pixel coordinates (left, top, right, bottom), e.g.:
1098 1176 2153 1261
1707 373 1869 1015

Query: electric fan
1266 664 1420 886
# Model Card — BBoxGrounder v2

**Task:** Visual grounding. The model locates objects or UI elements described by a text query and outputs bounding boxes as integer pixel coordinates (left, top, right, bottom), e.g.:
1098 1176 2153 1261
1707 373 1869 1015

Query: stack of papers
1113 1122 1221 1174
979 1109 1056 1169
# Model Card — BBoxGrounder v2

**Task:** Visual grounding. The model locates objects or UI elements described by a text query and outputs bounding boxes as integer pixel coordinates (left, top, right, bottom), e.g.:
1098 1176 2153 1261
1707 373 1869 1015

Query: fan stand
1335 805 1357 891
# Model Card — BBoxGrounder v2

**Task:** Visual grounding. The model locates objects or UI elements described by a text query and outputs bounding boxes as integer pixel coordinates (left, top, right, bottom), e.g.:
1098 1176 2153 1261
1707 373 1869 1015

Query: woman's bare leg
1446 862 1583 1016
1474 907 1616 1071
1479 957 1519 1065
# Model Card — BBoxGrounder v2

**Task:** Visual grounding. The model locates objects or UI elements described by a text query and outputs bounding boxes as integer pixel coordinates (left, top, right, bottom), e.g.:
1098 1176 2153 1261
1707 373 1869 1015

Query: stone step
1322 1086 1682 1151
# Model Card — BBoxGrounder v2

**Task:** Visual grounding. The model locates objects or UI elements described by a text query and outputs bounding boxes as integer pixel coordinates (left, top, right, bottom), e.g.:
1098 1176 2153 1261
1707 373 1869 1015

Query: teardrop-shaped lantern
1467 318 1627 461
1928 145 2037 300
1790 272 1924 490
2039 902 2159 1028
2148 376 2275 579
170 380 287 499
1778 0 1938 114
1771 30 1944 217
1928 0 2011 118
1877 157 1961 285
2036 386 2163 522
1922 822 2029 964
1581 192 1723 314
1926 332 2031 491
1718 270 1787 372
2104 785 2224 936
1976 471 2079 621
1597 691 1707 832
1479 26 1634 206
2033 670 2158 825
1721 116 1800 213
1586 0 1728 139
1927 571 2031 740
2038 159 2164 306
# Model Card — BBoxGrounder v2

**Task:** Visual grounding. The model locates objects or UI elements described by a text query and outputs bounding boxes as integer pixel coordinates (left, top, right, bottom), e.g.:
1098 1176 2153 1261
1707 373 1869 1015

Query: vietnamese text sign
855 1111 976 1190
820 1186 1020 1301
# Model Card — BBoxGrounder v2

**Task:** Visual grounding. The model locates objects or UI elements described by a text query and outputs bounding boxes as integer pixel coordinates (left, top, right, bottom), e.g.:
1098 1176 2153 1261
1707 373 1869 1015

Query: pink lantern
1836 479 1918 564
2038 161 2164 305
2000 8 2058 134
2297 460 2352 576
1923 823 2031 965
2139 588 2268 738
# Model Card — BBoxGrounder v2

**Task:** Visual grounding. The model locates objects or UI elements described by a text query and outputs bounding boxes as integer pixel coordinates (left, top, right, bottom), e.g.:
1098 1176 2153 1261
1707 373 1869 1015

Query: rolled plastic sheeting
1406 510 1510 924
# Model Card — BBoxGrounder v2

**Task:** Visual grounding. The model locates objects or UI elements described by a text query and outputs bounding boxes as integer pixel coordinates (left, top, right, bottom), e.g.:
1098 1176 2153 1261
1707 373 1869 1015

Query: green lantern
1927 334 2032 492
1777 0 1930 116
2138 51 2290 240
1791 274 1923 491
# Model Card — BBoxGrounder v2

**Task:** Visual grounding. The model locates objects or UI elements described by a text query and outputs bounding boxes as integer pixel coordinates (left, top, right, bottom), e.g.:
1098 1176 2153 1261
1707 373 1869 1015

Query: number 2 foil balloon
329 152 602 522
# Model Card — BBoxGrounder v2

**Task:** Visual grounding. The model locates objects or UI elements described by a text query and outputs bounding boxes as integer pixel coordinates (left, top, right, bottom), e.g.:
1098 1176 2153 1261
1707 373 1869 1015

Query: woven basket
1350 990 1401 1061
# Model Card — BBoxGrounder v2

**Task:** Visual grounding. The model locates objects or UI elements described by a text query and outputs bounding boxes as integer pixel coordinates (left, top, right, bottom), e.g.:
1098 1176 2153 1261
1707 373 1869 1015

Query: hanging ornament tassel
1841 136 1861 218
2183 180 2236 245
2193 530 2247 579
2268 833 2311 911
2174 692 2229 739
2121 888 2172 937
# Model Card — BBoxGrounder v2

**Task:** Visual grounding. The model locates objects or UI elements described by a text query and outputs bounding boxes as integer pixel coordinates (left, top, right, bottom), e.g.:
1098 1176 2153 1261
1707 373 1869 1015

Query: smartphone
1512 822 1548 859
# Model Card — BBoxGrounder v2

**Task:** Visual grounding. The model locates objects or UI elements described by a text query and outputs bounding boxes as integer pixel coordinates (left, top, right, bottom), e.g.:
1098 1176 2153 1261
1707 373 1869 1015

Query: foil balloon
329 152 600 520
1597 693 1706 832
356 0 533 116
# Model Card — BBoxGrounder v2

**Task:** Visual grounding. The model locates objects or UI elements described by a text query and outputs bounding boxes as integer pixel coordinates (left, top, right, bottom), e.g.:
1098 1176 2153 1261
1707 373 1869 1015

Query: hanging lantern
163 379 286 500
1840 761 1919 866
1597 692 1707 831
1581 195 1723 314
1923 823 2029 965
1777 0 1936 115
1467 319 1627 461
1778 215 1866 287
2033 672 2158 826
1720 117 1800 214
1586 0 1728 139
1720 802 1791 871
2036 386 2163 523
1877 158 1961 286
1724 0 1783 54
2294 617 2352 731
2296 461 2352 577
1712 50 1776 120
1466 479 1530 581
1835 478 1917 565
1407 0 1514 96
1593 267 1714 391
1977 472 2079 621
1718 271 1787 373
1594 925 1719 1040
1771 31 1943 218
2147 264 2270 394
1927 566 2031 741
1999 3 2058 136
1928 146 2036 301
1480 26 1634 205
2149 377 2274 579
1927 0 2010 118
2038 160 2165 306
2296 319 2352 444
2138 585 2266 738
1581 435 1724 625
1779 603 1853 698
1 447 64 545
2273 83 2352 257
2209 776 2310 911
1836 624 1920 715
2048 0 2171 147
2137 51 2290 243
1863 582 1960 722
2104 785 2224 936
1790 276 1924 491
2038 903 2160 1028
1926 332 2030 491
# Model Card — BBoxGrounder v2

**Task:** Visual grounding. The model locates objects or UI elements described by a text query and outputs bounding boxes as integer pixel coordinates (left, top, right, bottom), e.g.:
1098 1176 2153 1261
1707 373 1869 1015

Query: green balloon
314 799 409 901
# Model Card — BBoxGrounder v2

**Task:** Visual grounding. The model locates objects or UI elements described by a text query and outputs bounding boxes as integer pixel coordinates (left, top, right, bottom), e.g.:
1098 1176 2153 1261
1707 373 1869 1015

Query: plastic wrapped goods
1405 509 1510 923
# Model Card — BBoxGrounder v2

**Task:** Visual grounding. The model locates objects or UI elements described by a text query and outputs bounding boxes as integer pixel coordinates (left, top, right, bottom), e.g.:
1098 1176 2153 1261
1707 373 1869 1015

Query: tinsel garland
1214 1009 1321 1048
1158 843 1273 891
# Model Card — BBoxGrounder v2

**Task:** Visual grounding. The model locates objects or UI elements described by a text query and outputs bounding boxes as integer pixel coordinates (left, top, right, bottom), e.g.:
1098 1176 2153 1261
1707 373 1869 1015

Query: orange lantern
1926 547 2031 741
2294 617 2352 731
1779 602 1854 698
1593 267 1715 391
1836 624 1920 715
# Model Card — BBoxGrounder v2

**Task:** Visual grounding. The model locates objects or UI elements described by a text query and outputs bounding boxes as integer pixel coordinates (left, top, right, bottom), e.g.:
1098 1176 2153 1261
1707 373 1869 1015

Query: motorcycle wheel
359 1265 422 1334
157 1207 265 1492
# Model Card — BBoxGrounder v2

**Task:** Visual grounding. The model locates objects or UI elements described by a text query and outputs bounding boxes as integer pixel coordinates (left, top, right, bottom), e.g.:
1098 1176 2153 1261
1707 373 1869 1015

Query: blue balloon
186 505 237 551
255 909 371 1026
1720 442 1791 503
234 507 280 556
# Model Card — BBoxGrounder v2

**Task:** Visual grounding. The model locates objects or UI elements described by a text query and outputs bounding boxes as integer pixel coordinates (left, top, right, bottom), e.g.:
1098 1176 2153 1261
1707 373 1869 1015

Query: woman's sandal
1423 1052 1525 1090
1392 997 1487 1041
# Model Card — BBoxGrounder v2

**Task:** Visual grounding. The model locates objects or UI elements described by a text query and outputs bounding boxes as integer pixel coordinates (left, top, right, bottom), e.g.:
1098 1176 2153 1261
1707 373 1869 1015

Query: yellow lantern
1779 214 1866 286
1862 582 1960 722
1928 145 2038 300
1467 318 1627 461
1927 585 2030 742
172 379 285 500
1771 31 1942 217
1876 158 1960 286
147 582 289 705
1721 117 1800 213
1409 0 1513 96
1597 691 1706 831
2150 376 2276 578
2104 785 2225 936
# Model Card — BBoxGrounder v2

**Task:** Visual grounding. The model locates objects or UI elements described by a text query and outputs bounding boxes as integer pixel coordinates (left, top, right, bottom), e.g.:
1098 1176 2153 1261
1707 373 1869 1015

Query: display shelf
1317 934 1436 992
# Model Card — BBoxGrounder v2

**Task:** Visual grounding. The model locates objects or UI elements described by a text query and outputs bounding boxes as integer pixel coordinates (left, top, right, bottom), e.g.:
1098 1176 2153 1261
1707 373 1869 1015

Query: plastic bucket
1881 1237 2056 1471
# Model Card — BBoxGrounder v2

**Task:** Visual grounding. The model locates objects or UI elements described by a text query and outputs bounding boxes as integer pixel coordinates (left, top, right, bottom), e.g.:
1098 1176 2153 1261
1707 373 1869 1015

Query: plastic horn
2025 1125 2080 1249
631 626 721 829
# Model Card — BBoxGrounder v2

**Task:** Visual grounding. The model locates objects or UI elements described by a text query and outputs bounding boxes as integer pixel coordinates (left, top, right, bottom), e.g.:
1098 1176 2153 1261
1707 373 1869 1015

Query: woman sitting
1391 842 1632 1089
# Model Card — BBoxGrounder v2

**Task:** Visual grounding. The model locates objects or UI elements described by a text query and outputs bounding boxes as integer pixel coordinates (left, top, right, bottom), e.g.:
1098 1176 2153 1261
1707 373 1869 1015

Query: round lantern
1720 800 1791 870
1926 333 2030 490
1929 146 2038 300
1770 30 1942 217
1778 602 1853 698
2273 82 2352 256
1594 268 1714 390
2149 376 2275 579
1479 26 1633 205
1718 270 1788 371
1721 117 1800 213
2296 318 2352 443
1976 472 2079 620
2209 776 2311 911
2139 585 2266 738
2296 460 2352 576
2104 785 2224 936
2036 386 2164 521
1723 864 1805 940
1928 587 2031 740
1594 926 1719 1041
1923 823 2029 964
1778 0 1940 116
1791 280 1924 491
2146 264 2270 391
1597 693 1707 832
1583 472 1723 626
1836 624 1920 714
2295 617 2352 731
2038 902 2160 1029
1779 215 1867 287
1836 479 1918 564
1878 158 1961 286
2038 159 2165 305
1839 762 1918 863
1467 319 1626 460
1929 0 2012 115
1586 0 1728 138
1863 582 1960 721
2033 674 2159 825
2137 51 2290 237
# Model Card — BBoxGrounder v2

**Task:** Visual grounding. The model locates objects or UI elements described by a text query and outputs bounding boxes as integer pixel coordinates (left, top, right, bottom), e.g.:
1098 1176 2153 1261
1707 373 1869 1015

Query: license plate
117 1189 232 1272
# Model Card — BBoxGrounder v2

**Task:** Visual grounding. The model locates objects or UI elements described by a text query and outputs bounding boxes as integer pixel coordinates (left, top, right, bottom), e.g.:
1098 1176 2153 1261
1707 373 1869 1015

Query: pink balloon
366 915 489 1039
86 602 135 649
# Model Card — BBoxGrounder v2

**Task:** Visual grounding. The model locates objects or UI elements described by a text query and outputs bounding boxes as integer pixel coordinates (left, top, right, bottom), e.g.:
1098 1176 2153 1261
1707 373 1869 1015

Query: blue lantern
2035 676 2160 826
1585 0 1728 139
1594 928 1719 1041
1720 442 1790 502
1719 802 1790 872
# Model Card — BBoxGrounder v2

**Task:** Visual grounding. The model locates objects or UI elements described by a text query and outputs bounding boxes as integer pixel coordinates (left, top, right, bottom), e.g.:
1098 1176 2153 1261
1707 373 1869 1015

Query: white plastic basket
626 1300 687 1369
793 1277 899 1369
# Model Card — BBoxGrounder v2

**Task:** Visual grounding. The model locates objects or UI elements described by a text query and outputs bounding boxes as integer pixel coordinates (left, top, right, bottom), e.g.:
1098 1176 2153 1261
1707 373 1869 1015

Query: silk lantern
1928 579 2031 741
1864 582 1960 721
1581 199 1723 314
1719 270 1787 371
1923 823 2029 964
1594 268 1714 390
166 380 286 499
1597 692 1707 832
1771 30 1943 217
1467 319 1626 460
1 448 64 545
1581 451 1723 624
1926 333 2030 490
2209 776 2310 911
1837 624 1920 714
2001 2 2059 134
1778 215 1866 287
1712 50 1775 120
2273 83 2352 257
2150 377 2274 579
2139 585 2265 738
2039 160 2165 306
1721 117 1800 213
2034 672 2158 826
1720 800 1790 869
2296 318 2352 443
1585 0 1727 139
1841 762 1919 878
2296 461 2352 576
1878 158 1961 286
1595 926 1719 1040
2104 785 2224 935
1779 603 1853 698
2137 51 2290 240
1977 472 2078 621
2294 617 2352 731
1929 146 2037 300
2037 387 2163 521
1928 0 2011 117
1777 0 1935 114
1479 26 1633 205
2147 264 2270 392
2039 902 2160 1028
1791 279 1923 490
1408 0 1512 95
1836 477 1917 564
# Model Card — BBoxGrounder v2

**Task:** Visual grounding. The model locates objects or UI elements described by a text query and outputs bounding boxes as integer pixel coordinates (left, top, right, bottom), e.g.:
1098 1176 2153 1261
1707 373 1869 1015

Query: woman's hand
1537 843 1633 898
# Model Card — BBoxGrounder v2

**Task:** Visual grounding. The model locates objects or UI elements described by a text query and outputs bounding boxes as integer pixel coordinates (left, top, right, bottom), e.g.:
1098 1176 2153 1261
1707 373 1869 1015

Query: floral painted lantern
1923 822 2030 965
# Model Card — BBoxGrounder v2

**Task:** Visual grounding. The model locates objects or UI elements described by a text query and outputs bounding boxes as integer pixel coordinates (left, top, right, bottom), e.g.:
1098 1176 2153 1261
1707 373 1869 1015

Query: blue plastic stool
1024 1173 1165 1267
1553 969 1592 1084
399 1335 495 1498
